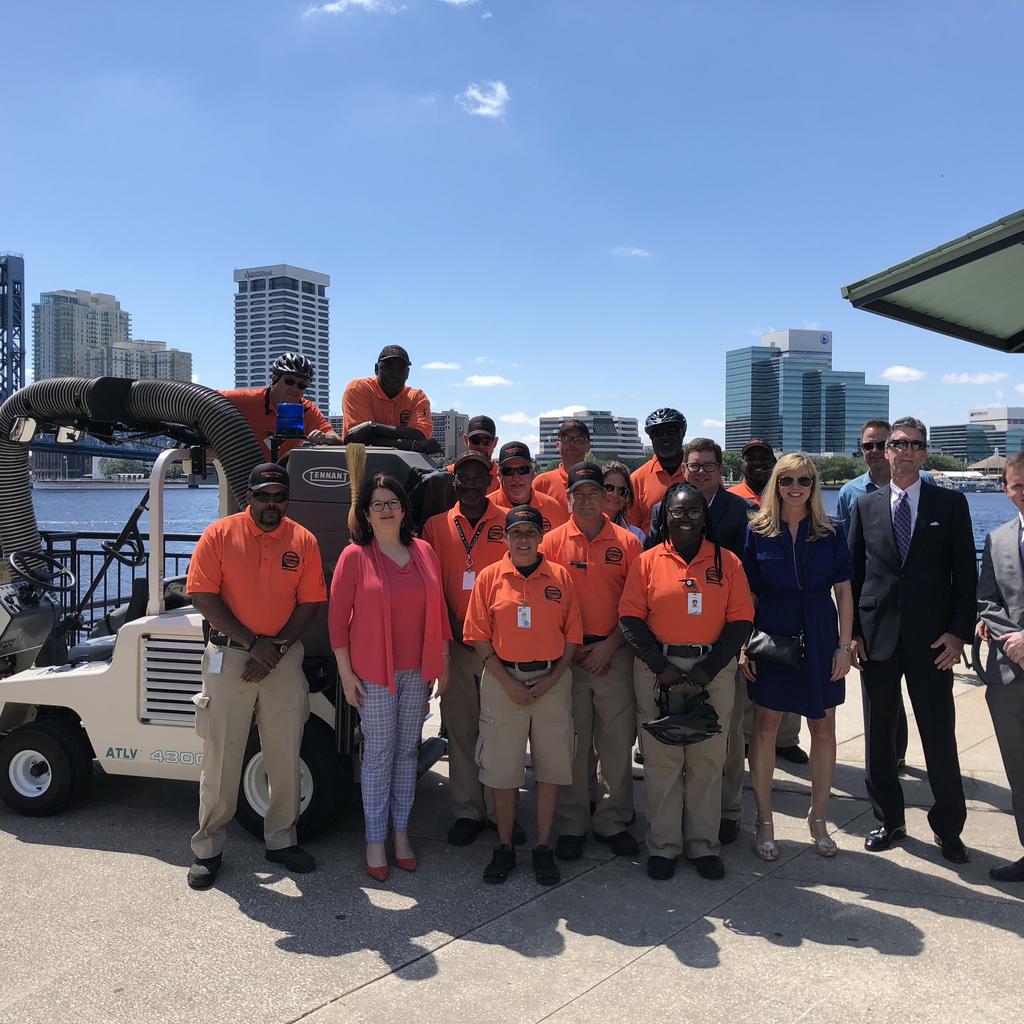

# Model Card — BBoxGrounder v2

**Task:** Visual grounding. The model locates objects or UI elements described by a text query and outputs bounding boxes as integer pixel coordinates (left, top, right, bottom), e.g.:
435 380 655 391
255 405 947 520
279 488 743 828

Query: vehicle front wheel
0 719 93 816
235 716 352 842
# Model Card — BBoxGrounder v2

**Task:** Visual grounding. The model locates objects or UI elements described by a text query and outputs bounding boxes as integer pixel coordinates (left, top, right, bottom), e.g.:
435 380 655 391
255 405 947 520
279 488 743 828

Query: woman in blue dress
739 453 853 861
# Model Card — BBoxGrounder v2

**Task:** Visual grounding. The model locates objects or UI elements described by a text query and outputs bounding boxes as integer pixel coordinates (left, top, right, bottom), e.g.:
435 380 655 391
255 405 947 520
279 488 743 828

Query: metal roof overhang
841 209 1024 353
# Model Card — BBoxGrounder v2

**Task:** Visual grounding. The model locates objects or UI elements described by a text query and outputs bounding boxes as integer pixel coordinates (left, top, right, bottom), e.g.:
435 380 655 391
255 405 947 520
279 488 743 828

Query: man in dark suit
976 452 1024 882
849 416 976 862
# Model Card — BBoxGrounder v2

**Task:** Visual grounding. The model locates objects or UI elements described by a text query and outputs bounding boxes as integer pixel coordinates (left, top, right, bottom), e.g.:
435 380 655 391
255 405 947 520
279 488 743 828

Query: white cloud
881 365 926 383
702 418 725 429
191 372 200 384
439 0 477 5
422 360 460 370
996 388 1006 400
499 411 534 426
464 374 513 387
472 355 494 364
481 9 493 17
1014 384 1024 397
458 80 510 118
802 320 821 331
942 371 1008 384
610 245 650 258
538 404 587 419
303 0 396 16
748 325 775 337
417 93 437 105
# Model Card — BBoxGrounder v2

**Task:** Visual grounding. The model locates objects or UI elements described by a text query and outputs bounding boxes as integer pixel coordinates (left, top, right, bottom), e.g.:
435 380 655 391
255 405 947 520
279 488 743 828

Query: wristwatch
838 643 853 654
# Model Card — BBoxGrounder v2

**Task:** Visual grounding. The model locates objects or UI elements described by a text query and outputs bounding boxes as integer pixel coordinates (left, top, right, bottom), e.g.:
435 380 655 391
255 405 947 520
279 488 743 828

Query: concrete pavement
0 667 1020 1024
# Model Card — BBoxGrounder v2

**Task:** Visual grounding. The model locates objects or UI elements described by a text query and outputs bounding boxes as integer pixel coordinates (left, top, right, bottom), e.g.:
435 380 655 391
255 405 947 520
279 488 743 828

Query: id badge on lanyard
456 517 487 591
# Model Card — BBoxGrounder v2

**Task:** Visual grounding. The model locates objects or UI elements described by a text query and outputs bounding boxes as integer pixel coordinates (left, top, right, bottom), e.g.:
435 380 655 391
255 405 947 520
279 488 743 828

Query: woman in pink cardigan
330 473 451 881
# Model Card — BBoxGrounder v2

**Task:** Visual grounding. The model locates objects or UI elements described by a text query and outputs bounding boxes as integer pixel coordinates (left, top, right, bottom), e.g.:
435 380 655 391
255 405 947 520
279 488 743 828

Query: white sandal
754 819 779 861
806 812 839 857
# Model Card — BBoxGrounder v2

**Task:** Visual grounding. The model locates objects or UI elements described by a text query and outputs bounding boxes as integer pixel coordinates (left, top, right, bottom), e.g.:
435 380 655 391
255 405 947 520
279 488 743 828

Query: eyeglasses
887 439 926 452
501 464 532 476
685 461 719 474
559 433 587 444
860 441 886 453
369 499 403 512
603 483 629 497
667 506 705 521
281 377 309 390
778 476 814 487
251 491 288 504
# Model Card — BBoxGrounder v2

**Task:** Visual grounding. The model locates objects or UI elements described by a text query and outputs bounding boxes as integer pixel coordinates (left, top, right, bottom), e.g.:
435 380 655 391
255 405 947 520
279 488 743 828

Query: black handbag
746 533 810 670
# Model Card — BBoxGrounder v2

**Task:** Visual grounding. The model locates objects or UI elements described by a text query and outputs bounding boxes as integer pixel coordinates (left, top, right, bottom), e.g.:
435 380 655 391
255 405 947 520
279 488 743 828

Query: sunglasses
603 483 629 497
282 376 309 390
501 464 532 476
667 507 705 521
778 476 814 488
860 441 886 453
887 439 926 452
252 491 288 503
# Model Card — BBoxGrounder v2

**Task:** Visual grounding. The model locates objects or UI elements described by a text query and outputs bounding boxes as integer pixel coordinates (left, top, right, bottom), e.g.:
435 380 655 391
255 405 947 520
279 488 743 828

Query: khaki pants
557 645 636 837
720 666 748 821
191 642 309 859
441 642 489 822
636 655 735 860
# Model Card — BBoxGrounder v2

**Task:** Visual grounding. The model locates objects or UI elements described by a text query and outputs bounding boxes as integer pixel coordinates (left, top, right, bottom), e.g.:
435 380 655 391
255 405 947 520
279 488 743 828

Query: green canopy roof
841 209 1024 353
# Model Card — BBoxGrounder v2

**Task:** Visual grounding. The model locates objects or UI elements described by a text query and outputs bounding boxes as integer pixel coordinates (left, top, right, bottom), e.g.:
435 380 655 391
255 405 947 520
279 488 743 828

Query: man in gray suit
977 451 1024 882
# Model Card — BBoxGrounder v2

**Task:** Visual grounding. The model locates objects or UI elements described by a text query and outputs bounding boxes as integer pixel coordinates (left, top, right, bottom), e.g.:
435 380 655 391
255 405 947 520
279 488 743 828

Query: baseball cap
453 450 493 472
466 415 496 439
248 463 290 493
504 505 544 532
558 418 591 440
377 344 411 365
498 441 532 465
568 462 604 492
741 439 774 457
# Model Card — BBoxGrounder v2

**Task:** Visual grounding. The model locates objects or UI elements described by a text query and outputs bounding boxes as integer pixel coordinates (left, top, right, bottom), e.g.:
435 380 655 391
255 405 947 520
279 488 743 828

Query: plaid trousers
360 670 430 842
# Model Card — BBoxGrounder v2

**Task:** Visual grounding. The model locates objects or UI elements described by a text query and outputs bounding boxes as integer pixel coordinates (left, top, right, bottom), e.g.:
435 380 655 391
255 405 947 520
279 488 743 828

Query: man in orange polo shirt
534 418 593 512
540 463 642 860
341 344 440 453
629 407 688 533
422 451 522 847
728 438 776 507
446 415 500 494
221 352 342 460
185 463 327 890
490 441 568 532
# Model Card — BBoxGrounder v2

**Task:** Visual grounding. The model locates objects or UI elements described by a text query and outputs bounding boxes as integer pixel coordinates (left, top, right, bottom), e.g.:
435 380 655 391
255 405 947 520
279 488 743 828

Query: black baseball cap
467 415 496 439
558 418 591 440
248 463 290 493
505 505 544 533
742 439 774 457
453 451 492 472
568 462 604 493
498 441 532 465
377 344 411 365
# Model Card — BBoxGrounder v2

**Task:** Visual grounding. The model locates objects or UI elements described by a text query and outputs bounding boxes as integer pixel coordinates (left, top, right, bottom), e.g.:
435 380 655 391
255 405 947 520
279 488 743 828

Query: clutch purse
746 629 805 669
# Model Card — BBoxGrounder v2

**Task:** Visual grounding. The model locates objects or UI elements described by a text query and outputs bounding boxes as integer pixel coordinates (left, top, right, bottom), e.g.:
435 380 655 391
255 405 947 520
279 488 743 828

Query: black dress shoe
646 855 676 880
187 854 222 890
935 836 969 864
776 744 809 765
718 818 740 845
989 856 1024 882
594 830 639 856
864 824 907 852
688 855 726 880
633 748 645 765
448 817 486 846
555 834 586 861
532 845 561 886
483 844 516 884
486 819 527 846
266 845 315 873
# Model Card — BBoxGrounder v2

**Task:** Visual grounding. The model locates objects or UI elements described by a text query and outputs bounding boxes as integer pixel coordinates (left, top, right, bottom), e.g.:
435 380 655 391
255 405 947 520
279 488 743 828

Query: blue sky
6 0 1024 449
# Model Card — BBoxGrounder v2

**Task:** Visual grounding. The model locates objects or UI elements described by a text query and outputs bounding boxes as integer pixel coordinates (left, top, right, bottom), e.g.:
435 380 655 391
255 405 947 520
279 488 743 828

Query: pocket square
929 521 940 527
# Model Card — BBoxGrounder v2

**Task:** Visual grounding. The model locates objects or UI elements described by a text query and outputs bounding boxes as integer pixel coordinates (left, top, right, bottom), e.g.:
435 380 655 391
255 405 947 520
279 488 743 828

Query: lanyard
454 516 488 568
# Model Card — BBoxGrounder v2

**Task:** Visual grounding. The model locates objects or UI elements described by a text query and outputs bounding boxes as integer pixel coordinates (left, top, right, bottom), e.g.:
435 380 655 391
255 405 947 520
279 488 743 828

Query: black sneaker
265 845 316 873
594 830 639 857
532 845 561 886
447 817 486 846
187 854 222 890
688 854 726 880
776 744 809 765
646 855 675 880
718 818 741 845
555 834 586 861
483 844 516 884
486 818 527 846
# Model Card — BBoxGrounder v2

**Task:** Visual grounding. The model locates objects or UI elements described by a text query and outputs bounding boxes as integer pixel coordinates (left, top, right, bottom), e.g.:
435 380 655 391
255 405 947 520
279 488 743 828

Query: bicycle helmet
271 352 314 380
644 407 687 435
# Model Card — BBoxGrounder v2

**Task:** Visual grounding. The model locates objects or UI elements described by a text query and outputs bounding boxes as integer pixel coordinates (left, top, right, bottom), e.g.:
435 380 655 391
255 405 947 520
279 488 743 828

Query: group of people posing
183 348 1024 892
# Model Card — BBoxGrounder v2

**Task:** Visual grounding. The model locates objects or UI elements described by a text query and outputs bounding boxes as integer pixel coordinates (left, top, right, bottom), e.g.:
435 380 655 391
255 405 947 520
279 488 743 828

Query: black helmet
644 408 686 435
642 686 720 746
271 352 314 380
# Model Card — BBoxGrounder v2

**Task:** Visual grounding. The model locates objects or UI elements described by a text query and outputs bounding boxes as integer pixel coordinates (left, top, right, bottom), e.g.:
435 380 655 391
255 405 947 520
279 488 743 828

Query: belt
209 633 250 651
583 634 607 645
499 659 553 672
664 643 712 658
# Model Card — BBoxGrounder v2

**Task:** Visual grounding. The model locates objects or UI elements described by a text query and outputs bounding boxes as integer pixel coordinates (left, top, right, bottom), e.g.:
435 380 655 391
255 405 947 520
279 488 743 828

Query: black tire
235 715 353 842
0 719 93 816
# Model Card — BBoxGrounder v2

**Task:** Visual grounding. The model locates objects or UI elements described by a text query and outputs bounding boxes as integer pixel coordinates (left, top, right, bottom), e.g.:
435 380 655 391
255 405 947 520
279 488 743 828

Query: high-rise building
538 409 644 461
932 407 1024 462
1 252 26 403
725 329 888 455
233 265 330 414
432 409 469 462
33 290 131 381
111 339 192 382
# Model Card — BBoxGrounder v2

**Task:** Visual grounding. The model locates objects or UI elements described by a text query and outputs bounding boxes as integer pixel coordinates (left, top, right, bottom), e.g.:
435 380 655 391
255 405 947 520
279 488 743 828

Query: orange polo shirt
728 480 763 506
541 515 642 637
446 460 501 494
341 376 432 439
490 486 569 533
618 538 753 645
422 500 509 622
464 553 583 662
186 511 327 637
220 388 331 459
628 457 686 533
532 465 570 510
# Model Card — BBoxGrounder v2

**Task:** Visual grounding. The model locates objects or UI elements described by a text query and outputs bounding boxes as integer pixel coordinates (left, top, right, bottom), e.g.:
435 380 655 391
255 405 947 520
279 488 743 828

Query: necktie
894 491 912 563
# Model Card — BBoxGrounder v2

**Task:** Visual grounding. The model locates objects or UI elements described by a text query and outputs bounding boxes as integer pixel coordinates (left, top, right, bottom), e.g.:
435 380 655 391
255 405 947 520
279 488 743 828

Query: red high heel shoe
365 842 390 882
391 833 417 872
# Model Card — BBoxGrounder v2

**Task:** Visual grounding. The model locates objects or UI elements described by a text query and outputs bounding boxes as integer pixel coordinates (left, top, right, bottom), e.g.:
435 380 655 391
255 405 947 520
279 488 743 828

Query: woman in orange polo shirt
619 482 754 882
463 505 583 887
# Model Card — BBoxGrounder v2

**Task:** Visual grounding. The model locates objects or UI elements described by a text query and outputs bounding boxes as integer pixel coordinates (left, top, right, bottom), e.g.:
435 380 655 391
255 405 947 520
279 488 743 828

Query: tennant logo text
301 468 350 488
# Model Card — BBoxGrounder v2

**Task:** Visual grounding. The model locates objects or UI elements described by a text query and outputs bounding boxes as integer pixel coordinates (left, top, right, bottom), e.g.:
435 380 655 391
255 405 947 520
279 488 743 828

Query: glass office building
932 407 1024 462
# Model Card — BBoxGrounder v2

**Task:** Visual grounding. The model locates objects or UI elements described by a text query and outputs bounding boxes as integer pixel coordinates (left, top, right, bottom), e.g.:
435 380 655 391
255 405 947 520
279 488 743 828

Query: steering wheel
7 550 77 594
102 537 147 568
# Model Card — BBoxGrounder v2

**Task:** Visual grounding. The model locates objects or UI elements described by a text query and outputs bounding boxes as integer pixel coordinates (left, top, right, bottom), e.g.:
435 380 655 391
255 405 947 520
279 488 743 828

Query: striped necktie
894 491 912 563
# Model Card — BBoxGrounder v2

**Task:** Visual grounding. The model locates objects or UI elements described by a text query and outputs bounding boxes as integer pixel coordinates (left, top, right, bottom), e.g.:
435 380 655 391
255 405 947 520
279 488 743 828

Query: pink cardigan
329 538 452 692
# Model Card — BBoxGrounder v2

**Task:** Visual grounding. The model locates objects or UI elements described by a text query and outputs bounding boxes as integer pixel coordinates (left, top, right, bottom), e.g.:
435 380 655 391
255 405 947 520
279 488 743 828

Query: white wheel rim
241 752 313 818
9 749 53 798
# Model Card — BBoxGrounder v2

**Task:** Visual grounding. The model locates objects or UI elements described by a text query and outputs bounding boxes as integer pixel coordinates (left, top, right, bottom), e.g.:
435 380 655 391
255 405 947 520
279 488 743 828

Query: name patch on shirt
400 410 412 425
487 526 504 542
605 547 623 564
281 551 300 572
705 567 723 585
544 585 563 603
